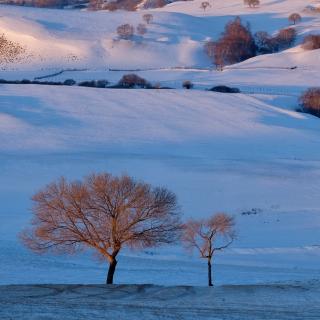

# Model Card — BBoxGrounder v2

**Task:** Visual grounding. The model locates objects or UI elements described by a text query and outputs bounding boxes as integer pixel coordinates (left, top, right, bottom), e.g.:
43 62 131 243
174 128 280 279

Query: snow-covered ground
0 0 320 289
1 85 320 286
1 283 320 319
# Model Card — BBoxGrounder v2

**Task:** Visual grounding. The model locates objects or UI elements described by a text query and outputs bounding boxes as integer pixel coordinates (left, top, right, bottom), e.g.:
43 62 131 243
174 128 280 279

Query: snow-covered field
1 85 320 286
0 0 320 300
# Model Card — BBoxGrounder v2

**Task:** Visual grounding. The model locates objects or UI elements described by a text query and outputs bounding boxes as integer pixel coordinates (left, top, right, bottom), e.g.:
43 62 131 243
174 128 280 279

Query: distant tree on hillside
299 88 320 118
200 1 210 11
21 173 182 284
88 0 104 10
104 1 118 11
244 0 260 8
254 31 278 54
182 80 194 89
143 0 167 9
288 13 302 25
117 24 135 40
254 27 297 54
205 17 256 69
143 13 153 24
103 0 141 11
182 213 235 287
137 23 147 36
32 0 69 7
302 34 320 50
204 40 215 63
274 28 296 50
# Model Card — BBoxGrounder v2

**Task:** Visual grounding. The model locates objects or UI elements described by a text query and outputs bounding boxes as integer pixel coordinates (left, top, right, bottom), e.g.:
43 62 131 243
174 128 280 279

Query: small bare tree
137 23 147 36
302 34 320 50
21 173 181 284
182 80 193 89
299 88 320 118
244 0 260 8
182 213 235 287
143 13 153 24
200 1 210 11
288 13 301 25
117 24 135 40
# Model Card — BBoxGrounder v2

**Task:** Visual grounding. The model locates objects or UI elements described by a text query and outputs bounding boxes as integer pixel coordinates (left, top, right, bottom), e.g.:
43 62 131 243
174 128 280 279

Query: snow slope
0 85 320 285
0 0 320 71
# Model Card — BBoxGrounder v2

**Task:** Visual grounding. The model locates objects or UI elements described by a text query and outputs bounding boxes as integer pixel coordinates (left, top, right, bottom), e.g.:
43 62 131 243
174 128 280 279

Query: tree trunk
106 258 117 284
208 258 213 287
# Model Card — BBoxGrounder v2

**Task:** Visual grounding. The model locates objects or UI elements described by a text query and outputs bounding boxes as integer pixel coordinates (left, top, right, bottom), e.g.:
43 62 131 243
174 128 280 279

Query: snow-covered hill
0 0 319 286
0 0 320 71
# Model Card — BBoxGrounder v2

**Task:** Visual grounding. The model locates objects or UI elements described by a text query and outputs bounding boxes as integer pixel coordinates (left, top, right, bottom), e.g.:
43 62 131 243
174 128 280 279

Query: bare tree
31 0 67 8
200 1 210 11
143 13 153 24
204 40 215 60
182 80 193 89
182 213 235 287
254 31 279 54
143 0 166 9
137 23 147 36
102 0 141 11
244 0 260 8
104 1 118 11
21 173 181 284
274 28 296 50
299 88 320 118
254 28 297 54
205 17 256 69
88 0 104 10
288 13 301 25
117 24 135 40
302 34 320 50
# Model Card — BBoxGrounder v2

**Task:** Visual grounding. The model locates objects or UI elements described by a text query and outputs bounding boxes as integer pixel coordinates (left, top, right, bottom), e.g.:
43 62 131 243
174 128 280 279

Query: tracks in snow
1 283 320 319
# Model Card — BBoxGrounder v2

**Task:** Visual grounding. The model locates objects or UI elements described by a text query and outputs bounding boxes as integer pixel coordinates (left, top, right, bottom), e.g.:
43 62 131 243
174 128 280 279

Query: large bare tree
182 213 235 287
21 173 181 284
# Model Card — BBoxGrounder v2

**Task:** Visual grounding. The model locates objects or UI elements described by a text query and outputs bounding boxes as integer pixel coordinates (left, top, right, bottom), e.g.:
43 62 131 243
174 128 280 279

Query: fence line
34 68 87 80
239 86 300 97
